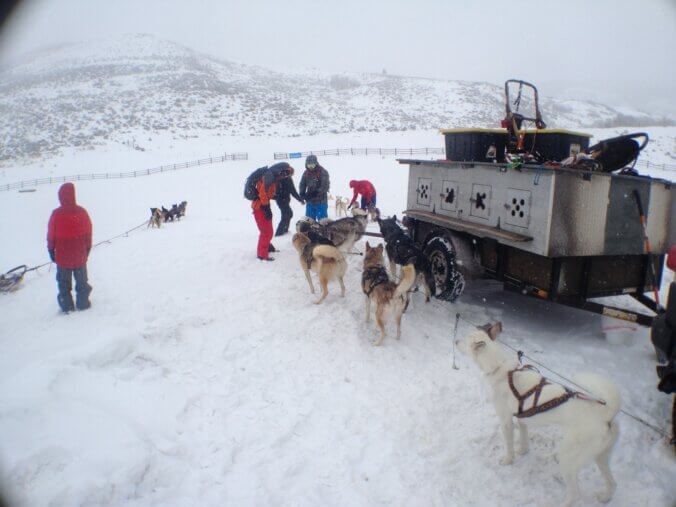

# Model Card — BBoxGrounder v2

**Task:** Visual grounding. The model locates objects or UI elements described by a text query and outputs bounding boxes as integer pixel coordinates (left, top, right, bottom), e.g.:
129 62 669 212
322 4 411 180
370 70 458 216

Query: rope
454 314 671 440
4 219 150 285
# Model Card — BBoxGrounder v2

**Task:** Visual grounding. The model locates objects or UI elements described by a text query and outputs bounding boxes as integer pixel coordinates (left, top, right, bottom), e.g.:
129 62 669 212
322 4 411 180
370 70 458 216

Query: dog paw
499 455 513 466
517 446 528 456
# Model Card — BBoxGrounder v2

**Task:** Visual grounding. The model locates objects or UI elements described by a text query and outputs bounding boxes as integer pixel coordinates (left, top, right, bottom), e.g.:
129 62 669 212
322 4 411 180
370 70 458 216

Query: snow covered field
0 132 674 506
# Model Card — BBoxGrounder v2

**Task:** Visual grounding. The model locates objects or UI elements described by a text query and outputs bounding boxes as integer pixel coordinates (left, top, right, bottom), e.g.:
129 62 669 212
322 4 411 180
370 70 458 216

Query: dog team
148 201 188 228
243 155 625 507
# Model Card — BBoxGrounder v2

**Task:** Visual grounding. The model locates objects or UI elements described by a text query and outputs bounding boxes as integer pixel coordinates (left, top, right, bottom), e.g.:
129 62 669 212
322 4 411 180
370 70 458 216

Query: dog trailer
399 157 673 325
398 80 674 326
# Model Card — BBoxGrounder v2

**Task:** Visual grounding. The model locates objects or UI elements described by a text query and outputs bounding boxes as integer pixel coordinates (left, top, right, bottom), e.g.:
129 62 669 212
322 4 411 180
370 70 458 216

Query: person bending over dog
274 168 303 236
348 179 377 211
47 182 93 313
244 162 294 261
299 155 330 221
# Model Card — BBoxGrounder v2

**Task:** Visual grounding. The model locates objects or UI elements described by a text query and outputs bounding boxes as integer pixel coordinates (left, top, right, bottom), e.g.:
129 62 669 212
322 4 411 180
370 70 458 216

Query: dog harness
362 266 390 296
507 365 605 418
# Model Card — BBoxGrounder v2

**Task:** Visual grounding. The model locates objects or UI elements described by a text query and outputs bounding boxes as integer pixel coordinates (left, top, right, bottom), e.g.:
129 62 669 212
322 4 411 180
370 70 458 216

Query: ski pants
254 208 273 259
56 265 92 311
361 194 377 210
305 202 328 222
275 199 293 236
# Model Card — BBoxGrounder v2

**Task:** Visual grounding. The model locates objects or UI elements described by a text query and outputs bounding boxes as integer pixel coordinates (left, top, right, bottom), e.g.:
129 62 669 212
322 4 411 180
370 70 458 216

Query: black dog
377 215 434 302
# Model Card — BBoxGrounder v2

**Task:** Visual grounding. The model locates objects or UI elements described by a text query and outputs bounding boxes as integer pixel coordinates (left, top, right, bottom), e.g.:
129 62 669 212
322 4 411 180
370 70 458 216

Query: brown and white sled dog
292 232 347 304
362 242 416 345
456 322 621 507
148 208 162 228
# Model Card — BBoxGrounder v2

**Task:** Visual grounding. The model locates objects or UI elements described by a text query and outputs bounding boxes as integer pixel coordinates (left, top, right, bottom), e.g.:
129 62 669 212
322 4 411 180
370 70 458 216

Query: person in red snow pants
249 162 295 261
47 182 93 312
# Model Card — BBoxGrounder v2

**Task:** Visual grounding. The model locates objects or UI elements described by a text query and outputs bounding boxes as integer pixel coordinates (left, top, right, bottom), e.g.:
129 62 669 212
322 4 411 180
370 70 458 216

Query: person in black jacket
299 154 330 221
274 169 304 236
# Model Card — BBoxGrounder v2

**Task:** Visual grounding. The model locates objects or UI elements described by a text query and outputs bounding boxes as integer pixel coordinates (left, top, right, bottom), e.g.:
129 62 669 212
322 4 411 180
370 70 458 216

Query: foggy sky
1 0 674 116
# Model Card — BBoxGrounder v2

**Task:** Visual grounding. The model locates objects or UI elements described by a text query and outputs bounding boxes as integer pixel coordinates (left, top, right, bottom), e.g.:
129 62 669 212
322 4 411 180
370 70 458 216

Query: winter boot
76 295 91 310
268 243 277 253
258 256 275 261
57 292 75 313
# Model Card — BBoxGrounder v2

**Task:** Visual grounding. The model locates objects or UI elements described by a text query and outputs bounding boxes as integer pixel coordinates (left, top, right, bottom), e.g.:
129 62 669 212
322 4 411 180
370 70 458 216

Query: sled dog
377 215 433 302
361 242 416 345
148 208 162 228
456 322 621 507
177 200 188 219
335 196 349 217
292 232 347 304
296 215 367 252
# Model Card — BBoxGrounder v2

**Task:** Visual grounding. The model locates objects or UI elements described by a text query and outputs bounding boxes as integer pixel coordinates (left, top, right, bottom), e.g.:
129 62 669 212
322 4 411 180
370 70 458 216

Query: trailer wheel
423 236 466 302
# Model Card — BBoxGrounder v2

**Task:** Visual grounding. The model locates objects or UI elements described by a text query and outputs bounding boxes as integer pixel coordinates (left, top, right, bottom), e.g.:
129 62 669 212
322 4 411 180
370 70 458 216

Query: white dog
335 196 349 217
456 322 621 507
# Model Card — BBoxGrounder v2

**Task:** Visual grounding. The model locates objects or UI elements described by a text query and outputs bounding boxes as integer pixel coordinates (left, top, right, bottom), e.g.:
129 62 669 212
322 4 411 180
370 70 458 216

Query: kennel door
505 189 532 228
416 177 432 207
469 183 491 220
440 180 459 212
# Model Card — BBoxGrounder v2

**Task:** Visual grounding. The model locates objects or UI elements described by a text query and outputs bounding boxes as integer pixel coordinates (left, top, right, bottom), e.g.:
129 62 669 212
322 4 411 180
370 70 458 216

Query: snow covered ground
0 132 674 506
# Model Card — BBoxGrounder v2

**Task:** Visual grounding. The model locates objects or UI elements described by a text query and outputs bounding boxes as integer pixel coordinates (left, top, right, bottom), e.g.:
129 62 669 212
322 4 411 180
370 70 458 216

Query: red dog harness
507 365 605 419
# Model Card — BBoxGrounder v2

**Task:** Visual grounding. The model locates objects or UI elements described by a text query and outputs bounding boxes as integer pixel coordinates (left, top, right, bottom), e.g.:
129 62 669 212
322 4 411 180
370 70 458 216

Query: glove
48 249 55 262
347 203 354 210
261 204 272 221
299 200 306 205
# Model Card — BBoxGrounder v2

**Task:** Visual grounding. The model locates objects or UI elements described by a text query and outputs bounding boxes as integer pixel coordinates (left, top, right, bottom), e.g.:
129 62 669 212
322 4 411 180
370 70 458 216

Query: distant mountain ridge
0 33 669 161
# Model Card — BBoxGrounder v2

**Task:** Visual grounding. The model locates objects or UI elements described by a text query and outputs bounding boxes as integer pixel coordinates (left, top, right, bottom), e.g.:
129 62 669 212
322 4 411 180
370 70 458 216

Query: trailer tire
423 236 465 302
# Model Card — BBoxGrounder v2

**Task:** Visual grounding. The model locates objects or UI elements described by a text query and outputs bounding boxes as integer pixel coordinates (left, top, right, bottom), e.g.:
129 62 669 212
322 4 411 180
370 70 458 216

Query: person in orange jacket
249 162 294 261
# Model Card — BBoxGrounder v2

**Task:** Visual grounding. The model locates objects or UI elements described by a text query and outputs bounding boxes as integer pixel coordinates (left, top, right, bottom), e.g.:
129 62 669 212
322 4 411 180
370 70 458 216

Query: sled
0 265 27 293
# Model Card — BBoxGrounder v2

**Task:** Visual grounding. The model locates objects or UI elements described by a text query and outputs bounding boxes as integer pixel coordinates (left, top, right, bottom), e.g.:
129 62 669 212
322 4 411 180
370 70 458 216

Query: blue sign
289 152 302 159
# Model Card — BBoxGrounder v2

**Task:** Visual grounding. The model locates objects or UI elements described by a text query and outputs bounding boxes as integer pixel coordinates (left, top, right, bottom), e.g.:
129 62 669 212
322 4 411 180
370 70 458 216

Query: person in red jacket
348 179 377 210
47 183 93 312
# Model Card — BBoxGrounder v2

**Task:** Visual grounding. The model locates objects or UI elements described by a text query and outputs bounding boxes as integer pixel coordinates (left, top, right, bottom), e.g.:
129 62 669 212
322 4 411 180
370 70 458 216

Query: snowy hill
0 33 668 162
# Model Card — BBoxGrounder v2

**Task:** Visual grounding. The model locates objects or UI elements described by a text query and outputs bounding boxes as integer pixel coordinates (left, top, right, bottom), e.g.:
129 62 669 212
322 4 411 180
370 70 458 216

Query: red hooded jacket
349 180 376 207
47 183 93 268
667 245 676 271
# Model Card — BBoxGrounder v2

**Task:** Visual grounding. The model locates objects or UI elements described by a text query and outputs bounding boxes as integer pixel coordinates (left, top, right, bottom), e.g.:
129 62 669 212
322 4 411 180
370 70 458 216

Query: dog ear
377 244 383 253
365 241 371 250
487 322 502 341
472 340 486 352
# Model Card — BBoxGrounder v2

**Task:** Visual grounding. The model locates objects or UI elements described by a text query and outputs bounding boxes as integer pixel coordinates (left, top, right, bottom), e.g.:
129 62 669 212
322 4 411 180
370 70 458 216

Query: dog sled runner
0 265 27 293
398 80 674 327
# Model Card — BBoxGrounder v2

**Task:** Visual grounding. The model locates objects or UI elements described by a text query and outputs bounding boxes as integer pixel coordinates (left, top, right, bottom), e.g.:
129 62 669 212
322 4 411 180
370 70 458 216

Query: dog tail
395 264 416 299
573 373 621 422
313 245 347 275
